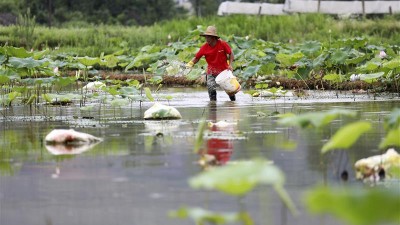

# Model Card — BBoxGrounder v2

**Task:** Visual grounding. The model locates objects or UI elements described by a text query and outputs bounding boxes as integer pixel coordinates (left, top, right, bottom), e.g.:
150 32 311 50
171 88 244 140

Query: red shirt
195 39 232 76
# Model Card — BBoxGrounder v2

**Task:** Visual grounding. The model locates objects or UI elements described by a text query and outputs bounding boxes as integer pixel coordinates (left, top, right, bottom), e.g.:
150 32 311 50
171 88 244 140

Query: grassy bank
0 13 399 56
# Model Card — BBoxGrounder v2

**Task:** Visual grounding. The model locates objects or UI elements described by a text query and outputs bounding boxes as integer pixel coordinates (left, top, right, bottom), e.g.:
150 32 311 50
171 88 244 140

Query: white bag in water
144 103 182 119
45 129 103 144
354 148 400 180
83 81 106 91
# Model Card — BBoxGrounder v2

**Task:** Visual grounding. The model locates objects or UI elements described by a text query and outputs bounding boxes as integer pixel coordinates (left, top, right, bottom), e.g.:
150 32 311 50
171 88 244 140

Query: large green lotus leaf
305 186 400 225
356 61 380 73
100 54 119 68
323 73 344 83
294 58 313 79
144 87 154 101
384 108 400 130
0 69 20 81
169 207 245 225
259 62 276 75
76 56 99 67
233 36 257 49
299 41 321 56
66 62 86 70
53 93 82 101
165 64 180 76
189 159 284 196
0 75 10 85
345 50 367 65
334 37 367 49
186 68 203 80
33 49 50 60
6 91 21 104
128 52 160 70
54 77 76 87
7 57 44 69
382 58 400 70
278 109 357 129
109 98 129 107
170 41 190 51
0 55 5 64
321 121 371 154
140 44 161 53
105 86 120 96
379 126 400 149
359 72 384 83
276 52 304 67
5 46 32 58
233 48 246 58
241 65 261 80
177 46 199 61
312 52 329 69
330 49 349 65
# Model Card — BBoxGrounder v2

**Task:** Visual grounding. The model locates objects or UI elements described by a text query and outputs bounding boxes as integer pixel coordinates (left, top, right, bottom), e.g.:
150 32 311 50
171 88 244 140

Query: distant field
0 14 399 56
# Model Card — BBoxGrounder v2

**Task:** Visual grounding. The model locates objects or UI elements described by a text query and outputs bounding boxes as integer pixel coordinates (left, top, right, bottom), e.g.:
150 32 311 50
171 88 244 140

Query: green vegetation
0 14 399 54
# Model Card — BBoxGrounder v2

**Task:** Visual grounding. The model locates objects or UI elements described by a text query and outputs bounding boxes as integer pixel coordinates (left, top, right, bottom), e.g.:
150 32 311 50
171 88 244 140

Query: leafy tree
1 0 188 26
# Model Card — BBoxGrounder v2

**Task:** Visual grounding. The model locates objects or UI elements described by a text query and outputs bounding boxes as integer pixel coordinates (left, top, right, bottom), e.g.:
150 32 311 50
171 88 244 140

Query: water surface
1 88 399 225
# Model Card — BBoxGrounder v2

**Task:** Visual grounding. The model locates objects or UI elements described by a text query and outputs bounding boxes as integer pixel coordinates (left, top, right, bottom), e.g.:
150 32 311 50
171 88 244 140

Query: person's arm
228 52 234 71
186 57 199 68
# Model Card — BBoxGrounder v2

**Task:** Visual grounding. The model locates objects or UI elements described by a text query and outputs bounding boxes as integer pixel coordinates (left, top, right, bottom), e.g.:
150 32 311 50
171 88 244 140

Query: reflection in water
44 129 103 155
200 102 239 167
45 142 101 155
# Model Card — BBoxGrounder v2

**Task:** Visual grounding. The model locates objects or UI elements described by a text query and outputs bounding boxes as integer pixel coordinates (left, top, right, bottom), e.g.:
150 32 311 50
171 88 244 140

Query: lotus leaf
169 207 243 225
305 186 400 225
359 72 385 83
189 160 284 196
278 109 357 129
384 108 400 130
379 126 400 149
321 121 372 153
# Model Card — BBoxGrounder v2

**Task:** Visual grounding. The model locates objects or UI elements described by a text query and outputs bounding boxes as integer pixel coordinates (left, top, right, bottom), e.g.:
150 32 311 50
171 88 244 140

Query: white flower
350 74 360 81
379 50 387 59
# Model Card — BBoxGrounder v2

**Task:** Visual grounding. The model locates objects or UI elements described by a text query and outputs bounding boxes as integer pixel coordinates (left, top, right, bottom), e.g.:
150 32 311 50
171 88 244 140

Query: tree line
0 0 224 27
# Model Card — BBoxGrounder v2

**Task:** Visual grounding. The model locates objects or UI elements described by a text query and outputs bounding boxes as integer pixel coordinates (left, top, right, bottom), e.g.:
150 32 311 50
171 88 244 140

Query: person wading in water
186 25 236 101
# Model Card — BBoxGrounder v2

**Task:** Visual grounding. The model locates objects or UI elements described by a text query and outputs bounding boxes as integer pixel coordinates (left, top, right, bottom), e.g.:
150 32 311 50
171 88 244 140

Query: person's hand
186 61 194 68
227 60 233 71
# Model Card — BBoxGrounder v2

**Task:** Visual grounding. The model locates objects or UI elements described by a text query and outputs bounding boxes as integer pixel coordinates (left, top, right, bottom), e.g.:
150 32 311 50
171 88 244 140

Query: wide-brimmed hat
200 26 219 38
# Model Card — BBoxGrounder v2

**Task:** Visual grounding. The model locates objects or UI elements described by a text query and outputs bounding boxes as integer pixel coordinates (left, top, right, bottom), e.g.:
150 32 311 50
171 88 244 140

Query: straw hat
200 26 219 38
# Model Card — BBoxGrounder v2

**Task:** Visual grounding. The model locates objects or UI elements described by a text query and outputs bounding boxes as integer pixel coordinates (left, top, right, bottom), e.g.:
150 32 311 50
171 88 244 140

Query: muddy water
0 88 399 225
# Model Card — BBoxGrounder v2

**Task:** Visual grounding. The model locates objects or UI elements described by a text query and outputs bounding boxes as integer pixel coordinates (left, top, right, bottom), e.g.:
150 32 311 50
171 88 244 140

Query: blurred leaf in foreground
305 185 400 225
321 121 371 154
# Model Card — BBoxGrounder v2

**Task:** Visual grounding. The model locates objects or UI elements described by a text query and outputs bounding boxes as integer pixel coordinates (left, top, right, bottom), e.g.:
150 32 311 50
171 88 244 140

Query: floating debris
83 81 106 91
208 120 237 128
354 148 400 181
144 103 182 120
45 129 103 155
45 129 103 144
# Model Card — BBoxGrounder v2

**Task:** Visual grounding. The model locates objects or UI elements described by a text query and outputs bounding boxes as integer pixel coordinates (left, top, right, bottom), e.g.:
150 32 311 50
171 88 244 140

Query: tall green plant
13 8 36 49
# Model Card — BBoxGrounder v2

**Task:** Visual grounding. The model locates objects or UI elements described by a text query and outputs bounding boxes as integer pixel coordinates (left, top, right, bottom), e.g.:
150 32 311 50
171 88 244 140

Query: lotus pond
1 86 399 225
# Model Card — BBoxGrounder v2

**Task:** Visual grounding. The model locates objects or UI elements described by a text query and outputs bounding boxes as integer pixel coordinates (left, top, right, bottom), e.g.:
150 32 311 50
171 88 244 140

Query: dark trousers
206 75 235 101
